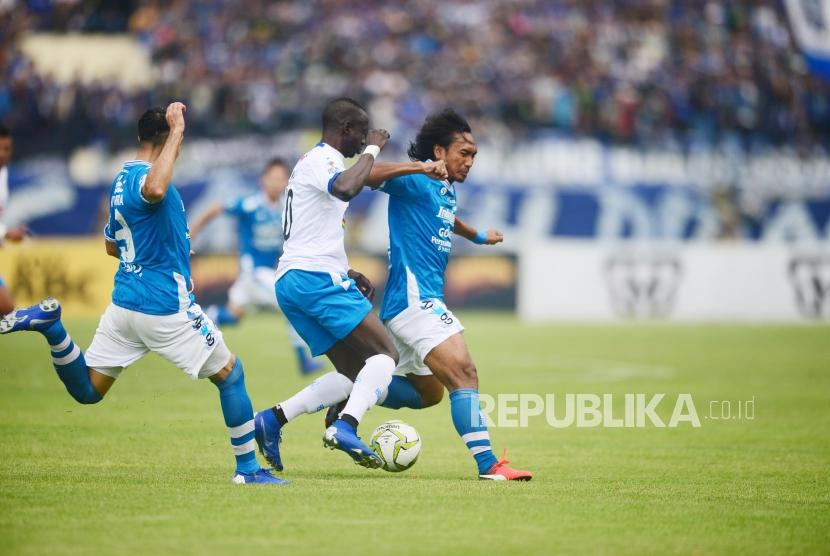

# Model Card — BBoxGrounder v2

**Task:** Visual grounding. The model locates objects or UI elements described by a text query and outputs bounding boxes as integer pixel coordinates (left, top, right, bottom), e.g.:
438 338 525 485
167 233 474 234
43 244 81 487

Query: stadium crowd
1 0 829 154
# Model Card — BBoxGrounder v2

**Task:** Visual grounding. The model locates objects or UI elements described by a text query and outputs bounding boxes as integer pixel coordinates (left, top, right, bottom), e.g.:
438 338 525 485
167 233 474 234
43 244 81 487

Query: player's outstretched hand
484 229 504 245
347 268 375 301
4 225 28 243
422 160 448 181
166 102 187 133
366 129 390 151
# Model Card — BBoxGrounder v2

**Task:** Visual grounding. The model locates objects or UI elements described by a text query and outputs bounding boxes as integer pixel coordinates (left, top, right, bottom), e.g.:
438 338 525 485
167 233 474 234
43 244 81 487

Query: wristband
473 230 488 244
363 145 381 159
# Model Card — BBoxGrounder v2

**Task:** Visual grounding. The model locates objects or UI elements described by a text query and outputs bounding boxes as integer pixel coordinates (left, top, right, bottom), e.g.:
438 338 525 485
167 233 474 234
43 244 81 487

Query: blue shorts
0 274 5 288
275 270 372 356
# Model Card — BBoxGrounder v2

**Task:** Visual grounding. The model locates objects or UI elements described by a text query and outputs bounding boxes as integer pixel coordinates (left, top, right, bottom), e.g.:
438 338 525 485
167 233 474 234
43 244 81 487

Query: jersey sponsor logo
188 309 216 347
119 261 143 274
788 255 830 319
420 298 455 325
602 254 683 318
436 206 455 224
430 235 452 253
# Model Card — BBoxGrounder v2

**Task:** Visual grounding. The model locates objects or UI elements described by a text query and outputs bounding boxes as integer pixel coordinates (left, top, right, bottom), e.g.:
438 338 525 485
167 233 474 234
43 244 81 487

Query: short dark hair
0 123 10 138
321 97 367 131
263 157 289 174
407 109 472 162
137 108 169 145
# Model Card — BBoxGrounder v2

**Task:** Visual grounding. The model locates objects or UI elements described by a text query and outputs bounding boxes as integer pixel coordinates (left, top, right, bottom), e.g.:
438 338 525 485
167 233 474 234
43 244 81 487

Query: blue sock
208 305 239 327
449 388 498 474
294 346 311 366
43 321 102 405
379 376 423 409
214 357 259 474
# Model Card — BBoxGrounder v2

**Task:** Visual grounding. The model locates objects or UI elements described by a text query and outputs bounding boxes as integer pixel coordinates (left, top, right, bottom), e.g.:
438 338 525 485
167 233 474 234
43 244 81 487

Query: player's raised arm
328 129 390 201
366 160 448 187
189 202 224 240
141 102 186 203
454 216 503 245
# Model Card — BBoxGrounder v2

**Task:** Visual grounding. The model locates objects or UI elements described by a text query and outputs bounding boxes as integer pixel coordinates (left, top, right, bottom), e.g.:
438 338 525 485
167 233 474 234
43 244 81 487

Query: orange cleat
479 450 532 481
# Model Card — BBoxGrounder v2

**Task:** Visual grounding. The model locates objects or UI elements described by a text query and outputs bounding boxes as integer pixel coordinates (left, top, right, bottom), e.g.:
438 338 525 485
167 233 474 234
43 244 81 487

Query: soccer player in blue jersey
325 109 532 480
253 98 448 470
189 158 322 375
0 103 284 485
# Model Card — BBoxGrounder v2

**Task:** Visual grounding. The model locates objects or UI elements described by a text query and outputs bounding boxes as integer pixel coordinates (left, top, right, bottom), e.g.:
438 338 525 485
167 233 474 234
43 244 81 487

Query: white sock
341 354 395 424
286 323 307 349
279 372 353 422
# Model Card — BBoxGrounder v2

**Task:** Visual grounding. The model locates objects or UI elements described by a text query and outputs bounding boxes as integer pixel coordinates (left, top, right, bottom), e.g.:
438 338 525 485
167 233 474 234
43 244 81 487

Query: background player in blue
321 109 532 480
253 98 449 471
0 103 283 485
189 158 322 375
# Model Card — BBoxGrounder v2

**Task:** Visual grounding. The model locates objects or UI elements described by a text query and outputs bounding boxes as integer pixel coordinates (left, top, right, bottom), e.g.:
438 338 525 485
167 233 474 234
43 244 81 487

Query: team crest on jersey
326 158 338 175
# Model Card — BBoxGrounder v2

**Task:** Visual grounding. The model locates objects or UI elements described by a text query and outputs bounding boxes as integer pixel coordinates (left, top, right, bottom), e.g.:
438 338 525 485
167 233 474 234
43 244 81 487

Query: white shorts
228 267 279 310
85 303 230 380
384 298 464 377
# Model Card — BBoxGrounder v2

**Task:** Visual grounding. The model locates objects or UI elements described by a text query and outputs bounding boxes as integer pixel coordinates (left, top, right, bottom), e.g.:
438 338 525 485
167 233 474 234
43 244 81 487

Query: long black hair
407 109 471 162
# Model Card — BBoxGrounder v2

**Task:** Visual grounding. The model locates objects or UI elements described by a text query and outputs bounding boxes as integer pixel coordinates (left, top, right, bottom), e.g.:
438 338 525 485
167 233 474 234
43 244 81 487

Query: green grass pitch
1 313 828 555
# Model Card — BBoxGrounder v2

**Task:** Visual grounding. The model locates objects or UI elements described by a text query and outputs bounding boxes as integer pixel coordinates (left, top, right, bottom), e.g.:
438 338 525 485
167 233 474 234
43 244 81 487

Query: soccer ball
369 420 421 472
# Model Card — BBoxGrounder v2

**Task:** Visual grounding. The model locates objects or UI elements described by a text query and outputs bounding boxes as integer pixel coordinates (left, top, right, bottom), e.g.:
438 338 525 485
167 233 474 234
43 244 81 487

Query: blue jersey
224 192 283 272
378 173 457 321
104 160 193 316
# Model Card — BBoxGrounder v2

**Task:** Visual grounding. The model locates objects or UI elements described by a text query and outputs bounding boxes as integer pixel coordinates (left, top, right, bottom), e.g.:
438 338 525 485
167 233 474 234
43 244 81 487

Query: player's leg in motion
206 352 285 484
286 322 323 375
205 302 244 327
0 298 113 403
0 275 15 316
256 313 398 470
425 333 532 481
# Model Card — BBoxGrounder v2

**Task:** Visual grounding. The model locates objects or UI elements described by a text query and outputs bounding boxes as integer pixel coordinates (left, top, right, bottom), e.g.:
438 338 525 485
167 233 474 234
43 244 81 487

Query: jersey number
283 189 294 240
114 209 136 262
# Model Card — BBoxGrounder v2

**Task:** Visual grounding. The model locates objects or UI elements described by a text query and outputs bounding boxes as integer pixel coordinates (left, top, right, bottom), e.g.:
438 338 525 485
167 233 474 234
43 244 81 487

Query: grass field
1 312 828 555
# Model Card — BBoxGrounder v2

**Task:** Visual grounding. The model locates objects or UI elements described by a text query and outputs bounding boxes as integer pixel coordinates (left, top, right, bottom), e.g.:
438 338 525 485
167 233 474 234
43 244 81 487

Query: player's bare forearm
142 129 184 203
453 217 477 241
105 239 119 259
142 102 187 203
366 162 424 187
330 154 377 201
189 202 223 239
454 217 504 245
330 128 391 201
367 160 448 187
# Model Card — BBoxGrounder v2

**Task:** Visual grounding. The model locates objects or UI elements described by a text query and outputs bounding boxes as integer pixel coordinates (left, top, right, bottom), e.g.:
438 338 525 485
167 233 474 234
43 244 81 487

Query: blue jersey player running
252 98 448 471
0 103 284 485
189 158 322 375
324 109 532 480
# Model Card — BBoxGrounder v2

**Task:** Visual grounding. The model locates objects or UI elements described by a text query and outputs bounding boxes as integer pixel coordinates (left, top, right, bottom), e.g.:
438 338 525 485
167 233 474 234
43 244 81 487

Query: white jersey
276 142 349 280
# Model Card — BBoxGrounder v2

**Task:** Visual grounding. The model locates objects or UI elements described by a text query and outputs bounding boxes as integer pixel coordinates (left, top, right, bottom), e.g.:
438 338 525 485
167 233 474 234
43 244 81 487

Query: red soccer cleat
479 450 533 481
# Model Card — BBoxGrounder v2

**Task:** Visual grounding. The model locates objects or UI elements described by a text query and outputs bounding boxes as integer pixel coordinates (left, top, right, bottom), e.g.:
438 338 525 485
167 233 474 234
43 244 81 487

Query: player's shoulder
239 192 263 212
386 172 437 195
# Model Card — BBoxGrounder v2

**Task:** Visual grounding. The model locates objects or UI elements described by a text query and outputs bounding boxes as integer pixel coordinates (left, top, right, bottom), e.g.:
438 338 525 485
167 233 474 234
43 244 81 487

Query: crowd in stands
2 0 828 155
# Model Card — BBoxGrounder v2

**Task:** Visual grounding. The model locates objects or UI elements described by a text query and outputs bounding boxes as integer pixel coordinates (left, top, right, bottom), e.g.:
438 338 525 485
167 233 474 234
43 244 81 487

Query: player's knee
378 344 399 366
449 358 478 390
420 386 444 408
0 298 13 316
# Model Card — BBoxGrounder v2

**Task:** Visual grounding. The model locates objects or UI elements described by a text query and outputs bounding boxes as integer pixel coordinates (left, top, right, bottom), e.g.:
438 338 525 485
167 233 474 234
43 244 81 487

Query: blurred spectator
1 0 828 156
